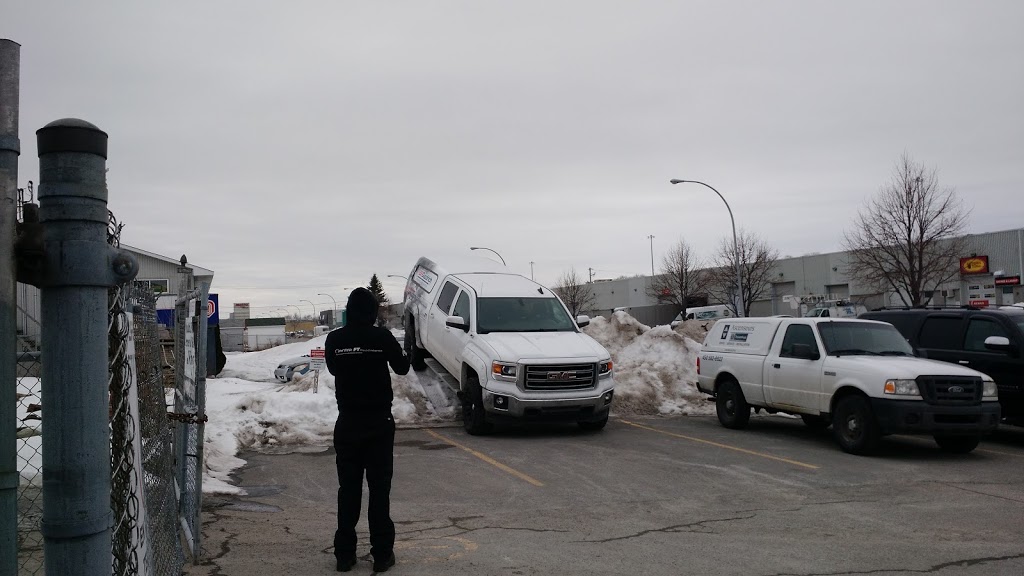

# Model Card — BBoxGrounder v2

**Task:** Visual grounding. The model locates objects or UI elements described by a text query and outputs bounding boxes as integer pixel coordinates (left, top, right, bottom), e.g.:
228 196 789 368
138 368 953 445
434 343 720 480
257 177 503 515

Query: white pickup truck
696 317 1000 454
402 257 616 434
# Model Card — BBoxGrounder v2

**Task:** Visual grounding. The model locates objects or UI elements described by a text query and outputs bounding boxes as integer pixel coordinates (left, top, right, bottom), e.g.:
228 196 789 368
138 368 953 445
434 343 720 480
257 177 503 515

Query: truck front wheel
832 395 880 455
716 379 750 429
934 435 980 454
462 374 491 435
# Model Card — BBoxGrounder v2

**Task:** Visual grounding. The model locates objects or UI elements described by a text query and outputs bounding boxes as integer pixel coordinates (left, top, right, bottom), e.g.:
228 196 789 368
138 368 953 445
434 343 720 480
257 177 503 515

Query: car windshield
817 321 914 356
476 297 577 334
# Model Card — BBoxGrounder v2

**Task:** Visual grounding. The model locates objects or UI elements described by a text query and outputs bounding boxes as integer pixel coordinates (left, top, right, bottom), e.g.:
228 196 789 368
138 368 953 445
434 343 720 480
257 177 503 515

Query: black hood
346 287 378 326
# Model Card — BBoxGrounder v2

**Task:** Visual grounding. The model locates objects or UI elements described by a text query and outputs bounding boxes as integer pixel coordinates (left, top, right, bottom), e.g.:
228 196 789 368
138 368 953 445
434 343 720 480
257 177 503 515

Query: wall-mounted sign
969 299 990 308
960 256 990 275
959 256 989 275
995 275 1021 286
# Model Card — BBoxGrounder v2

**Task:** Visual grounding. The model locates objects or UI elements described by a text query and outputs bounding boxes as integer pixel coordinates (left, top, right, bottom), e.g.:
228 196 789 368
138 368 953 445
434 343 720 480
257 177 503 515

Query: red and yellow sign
959 256 989 275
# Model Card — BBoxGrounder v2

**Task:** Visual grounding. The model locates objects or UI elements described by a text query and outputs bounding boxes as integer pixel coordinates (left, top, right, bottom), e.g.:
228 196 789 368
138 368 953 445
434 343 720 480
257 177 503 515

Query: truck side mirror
576 315 590 328
983 335 1014 354
445 315 469 332
791 343 820 361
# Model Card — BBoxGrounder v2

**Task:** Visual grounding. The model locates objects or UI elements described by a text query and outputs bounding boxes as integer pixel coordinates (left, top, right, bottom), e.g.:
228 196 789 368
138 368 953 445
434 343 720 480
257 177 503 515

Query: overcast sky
5 1 1022 317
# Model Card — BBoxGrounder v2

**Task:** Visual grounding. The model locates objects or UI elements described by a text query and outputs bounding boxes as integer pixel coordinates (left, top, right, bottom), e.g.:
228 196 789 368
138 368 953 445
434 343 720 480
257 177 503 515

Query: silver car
274 355 311 383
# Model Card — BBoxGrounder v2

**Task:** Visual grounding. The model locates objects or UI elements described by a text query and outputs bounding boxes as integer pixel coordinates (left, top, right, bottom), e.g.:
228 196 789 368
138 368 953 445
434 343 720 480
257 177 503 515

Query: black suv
860 306 1024 424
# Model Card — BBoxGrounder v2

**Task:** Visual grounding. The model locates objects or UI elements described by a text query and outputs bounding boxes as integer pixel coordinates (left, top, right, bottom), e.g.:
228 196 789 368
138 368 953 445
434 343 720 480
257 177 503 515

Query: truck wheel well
830 386 866 415
714 372 737 393
461 365 478 392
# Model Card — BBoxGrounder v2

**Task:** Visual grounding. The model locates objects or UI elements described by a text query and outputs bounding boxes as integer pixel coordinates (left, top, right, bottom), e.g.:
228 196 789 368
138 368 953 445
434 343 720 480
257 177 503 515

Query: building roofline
122 244 215 277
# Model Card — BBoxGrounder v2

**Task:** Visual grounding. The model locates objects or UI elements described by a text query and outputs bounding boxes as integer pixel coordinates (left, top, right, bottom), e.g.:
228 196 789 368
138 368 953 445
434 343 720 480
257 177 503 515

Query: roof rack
870 305 981 312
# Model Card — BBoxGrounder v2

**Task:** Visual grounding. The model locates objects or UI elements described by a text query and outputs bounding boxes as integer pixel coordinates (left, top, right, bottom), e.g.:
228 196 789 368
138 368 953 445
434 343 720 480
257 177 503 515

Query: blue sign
208 293 220 326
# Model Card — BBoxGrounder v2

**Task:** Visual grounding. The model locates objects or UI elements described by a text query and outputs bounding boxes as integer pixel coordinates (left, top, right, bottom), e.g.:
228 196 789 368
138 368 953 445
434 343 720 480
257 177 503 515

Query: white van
671 305 733 327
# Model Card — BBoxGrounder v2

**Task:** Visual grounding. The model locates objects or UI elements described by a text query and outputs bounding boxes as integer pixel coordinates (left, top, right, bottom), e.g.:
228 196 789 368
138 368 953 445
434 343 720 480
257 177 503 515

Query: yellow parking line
619 419 820 470
424 429 544 487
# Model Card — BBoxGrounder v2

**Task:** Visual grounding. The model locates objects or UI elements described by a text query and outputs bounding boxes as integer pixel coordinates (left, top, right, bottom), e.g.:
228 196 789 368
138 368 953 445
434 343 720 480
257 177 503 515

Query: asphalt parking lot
189 415 1024 576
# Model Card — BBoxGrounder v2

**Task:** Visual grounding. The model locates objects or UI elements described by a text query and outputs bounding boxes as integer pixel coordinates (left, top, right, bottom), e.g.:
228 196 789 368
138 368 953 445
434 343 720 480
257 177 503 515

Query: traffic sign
310 347 326 371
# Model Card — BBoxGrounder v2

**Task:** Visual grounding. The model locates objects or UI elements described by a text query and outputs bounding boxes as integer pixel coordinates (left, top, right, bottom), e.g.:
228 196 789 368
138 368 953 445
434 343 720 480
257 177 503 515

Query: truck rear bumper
870 398 1001 436
482 388 614 422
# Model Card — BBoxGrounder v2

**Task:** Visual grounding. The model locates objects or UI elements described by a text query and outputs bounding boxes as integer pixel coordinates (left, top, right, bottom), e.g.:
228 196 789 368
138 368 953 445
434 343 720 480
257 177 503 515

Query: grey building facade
580 227 1024 325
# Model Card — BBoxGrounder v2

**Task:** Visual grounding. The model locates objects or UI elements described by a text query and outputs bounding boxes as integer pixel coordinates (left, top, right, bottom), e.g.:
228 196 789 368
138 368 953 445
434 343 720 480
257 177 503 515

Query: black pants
333 413 396 562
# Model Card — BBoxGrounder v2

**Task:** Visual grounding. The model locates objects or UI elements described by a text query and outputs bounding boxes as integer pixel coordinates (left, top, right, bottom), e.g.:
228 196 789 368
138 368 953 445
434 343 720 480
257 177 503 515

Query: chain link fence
11 204 186 574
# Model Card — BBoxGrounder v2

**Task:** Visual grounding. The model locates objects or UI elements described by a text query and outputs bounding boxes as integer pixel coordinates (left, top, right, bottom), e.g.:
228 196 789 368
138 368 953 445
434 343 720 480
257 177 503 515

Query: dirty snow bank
584 312 714 416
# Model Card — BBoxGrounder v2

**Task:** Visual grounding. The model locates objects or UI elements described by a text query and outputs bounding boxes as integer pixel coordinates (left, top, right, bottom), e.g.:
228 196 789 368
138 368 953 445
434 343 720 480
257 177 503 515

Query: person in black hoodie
325 287 410 572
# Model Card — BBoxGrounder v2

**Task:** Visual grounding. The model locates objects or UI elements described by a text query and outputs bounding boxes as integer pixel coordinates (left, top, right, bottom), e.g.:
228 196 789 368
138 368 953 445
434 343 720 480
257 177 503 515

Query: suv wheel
462 374 490 435
832 395 880 455
716 379 750 429
934 435 980 454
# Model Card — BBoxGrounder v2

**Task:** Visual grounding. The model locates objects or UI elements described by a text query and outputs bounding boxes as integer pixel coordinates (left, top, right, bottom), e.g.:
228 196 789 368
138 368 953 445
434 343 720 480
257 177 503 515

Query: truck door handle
772 363 781 369
958 360 970 365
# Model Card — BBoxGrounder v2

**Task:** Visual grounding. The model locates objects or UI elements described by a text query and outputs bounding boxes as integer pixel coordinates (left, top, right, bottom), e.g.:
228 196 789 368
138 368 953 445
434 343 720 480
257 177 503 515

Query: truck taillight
696 356 700 375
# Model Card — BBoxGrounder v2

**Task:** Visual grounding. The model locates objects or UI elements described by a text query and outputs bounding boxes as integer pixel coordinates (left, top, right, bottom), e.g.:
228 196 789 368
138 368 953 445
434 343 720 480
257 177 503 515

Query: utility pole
647 234 655 277
588 267 595 283
529 261 535 280
1 38 21 576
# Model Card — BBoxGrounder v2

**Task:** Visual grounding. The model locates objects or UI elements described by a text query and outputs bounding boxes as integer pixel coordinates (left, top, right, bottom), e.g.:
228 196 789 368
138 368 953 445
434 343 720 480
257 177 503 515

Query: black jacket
325 288 410 418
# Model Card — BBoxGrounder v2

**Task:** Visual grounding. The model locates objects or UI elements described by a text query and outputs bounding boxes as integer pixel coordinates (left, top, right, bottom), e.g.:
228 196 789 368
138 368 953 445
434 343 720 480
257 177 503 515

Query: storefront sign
968 299 990 308
995 275 1021 286
959 256 989 275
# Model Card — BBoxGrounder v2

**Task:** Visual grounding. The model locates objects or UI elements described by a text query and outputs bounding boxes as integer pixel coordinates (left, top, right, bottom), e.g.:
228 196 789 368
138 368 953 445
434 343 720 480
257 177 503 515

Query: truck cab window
436 282 459 314
452 291 471 324
780 324 818 358
964 318 1008 352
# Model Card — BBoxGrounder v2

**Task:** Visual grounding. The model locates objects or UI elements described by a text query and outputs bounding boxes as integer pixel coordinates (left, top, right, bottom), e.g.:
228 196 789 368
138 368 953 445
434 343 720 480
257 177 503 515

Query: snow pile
584 312 713 416
203 338 443 494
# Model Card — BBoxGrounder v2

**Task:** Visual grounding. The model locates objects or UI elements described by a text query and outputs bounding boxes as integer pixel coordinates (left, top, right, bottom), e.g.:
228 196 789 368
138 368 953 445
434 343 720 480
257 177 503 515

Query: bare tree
552 268 597 317
646 238 710 313
843 154 969 306
705 229 779 316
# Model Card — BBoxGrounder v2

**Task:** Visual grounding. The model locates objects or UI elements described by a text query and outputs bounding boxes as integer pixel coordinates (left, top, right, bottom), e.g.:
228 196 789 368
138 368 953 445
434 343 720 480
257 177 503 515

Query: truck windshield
476 297 577 334
817 322 914 356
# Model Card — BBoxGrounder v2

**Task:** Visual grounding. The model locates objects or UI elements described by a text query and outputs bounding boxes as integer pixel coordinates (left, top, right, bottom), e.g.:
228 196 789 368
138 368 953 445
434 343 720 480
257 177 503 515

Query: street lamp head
669 179 686 185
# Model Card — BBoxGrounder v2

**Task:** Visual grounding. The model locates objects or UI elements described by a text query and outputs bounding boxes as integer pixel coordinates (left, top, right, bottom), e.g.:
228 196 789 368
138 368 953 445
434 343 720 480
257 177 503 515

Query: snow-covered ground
14 314 713 495
203 313 712 494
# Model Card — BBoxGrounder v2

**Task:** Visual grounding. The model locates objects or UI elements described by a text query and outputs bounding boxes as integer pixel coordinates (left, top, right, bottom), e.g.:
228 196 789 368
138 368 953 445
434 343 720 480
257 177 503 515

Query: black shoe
337 554 357 572
372 552 396 572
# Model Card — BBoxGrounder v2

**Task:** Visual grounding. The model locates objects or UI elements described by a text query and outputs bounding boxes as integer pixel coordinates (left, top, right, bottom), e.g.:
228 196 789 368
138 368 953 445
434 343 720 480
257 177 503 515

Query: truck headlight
884 379 920 396
491 362 517 381
983 379 998 399
598 359 613 377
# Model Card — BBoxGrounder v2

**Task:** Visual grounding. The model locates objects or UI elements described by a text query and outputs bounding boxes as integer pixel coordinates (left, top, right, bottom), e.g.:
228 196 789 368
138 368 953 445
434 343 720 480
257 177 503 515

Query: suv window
780 324 818 358
918 316 962 349
436 281 459 314
964 318 1009 352
452 291 471 324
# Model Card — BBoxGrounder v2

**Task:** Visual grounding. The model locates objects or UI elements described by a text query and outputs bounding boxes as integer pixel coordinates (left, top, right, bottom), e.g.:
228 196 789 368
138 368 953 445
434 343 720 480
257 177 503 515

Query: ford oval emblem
948 385 965 393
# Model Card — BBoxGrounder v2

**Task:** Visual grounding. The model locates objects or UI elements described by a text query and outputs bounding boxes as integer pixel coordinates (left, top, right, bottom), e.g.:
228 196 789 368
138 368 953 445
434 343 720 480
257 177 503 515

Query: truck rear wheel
832 395 880 455
934 435 980 454
716 379 750 429
462 374 490 435
404 317 428 372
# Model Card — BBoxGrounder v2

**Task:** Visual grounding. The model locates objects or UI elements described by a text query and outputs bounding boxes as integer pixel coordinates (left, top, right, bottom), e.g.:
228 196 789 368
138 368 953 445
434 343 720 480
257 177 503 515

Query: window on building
139 279 169 294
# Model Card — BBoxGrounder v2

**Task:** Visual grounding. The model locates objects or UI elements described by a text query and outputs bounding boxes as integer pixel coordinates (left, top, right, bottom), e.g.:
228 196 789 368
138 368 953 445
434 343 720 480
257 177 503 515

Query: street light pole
469 246 506 266
647 235 655 277
318 293 337 327
529 261 535 280
670 179 745 317
287 304 302 319
300 299 317 323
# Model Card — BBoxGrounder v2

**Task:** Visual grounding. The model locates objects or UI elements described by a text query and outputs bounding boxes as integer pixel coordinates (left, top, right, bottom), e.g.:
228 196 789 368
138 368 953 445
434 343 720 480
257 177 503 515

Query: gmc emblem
548 371 575 381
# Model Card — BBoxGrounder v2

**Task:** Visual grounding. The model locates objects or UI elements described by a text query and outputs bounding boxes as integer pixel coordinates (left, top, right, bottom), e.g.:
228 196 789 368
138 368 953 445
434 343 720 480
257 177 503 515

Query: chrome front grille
524 363 597 391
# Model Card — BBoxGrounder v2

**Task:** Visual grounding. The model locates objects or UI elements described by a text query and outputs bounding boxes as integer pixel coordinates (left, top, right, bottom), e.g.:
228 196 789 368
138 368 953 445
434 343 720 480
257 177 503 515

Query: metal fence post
0 38 21 576
35 119 138 575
